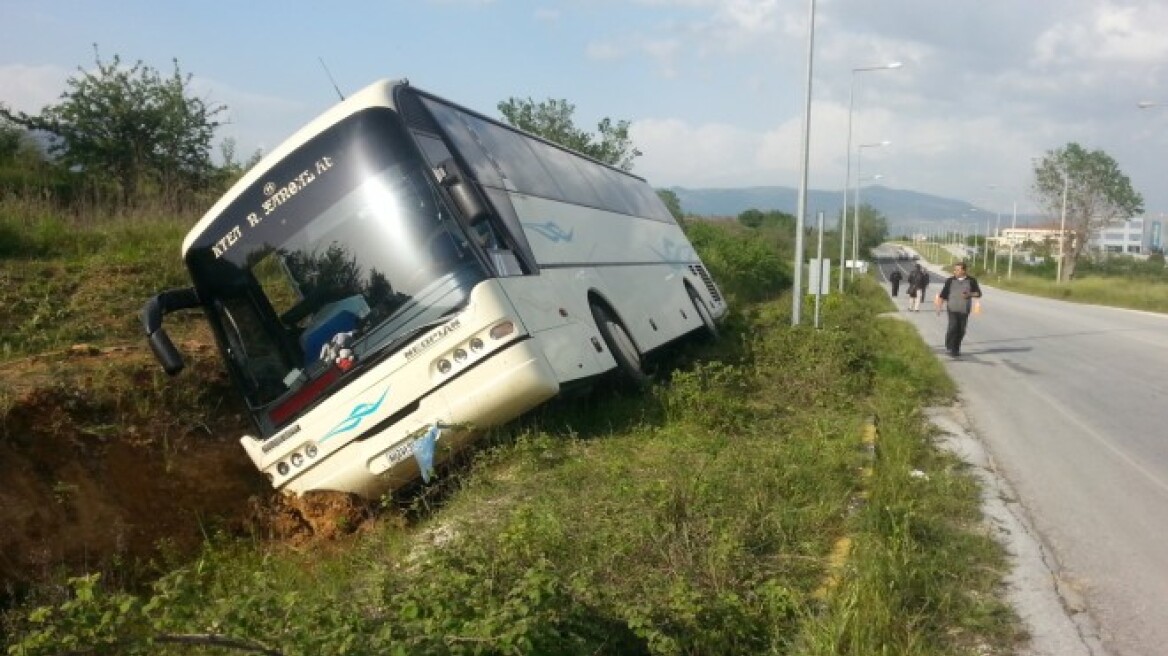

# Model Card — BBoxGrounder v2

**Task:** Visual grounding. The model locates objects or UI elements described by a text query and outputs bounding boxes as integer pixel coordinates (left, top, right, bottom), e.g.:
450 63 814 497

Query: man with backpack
906 264 928 312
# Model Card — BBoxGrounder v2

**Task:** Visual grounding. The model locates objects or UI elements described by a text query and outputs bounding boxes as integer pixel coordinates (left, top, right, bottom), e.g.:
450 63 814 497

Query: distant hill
669 185 1042 227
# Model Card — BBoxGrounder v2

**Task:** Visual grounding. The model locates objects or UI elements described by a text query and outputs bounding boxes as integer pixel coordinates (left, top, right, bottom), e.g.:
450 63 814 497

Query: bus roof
181 78 406 255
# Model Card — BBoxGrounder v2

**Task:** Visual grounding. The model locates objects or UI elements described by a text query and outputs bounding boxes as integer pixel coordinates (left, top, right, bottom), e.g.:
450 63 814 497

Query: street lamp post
1007 201 1018 279
993 209 1002 272
791 0 817 326
852 141 889 278
839 60 901 292
1056 169 1069 284
982 219 991 271
986 184 1004 274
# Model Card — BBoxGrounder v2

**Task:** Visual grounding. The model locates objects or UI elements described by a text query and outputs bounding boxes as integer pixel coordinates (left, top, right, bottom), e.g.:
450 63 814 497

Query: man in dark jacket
889 269 903 297
934 262 982 357
906 264 928 311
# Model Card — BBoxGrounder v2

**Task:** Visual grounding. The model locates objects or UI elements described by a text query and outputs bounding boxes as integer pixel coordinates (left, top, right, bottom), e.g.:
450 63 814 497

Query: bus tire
590 303 649 388
687 285 718 341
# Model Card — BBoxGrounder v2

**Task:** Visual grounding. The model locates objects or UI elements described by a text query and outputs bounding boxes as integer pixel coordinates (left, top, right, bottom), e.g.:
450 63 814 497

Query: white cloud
717 0 780 37
633 117 770 187
1091 2 1168 62
632 108 840 190
188 76 315 158
1034 1 1168 66
534 8 560 23
0 64 70 113
585 40 626 62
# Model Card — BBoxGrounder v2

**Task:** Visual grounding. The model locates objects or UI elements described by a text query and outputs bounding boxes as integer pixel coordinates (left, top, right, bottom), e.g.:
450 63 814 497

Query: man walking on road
906 264 928 311
889 269 903 297
935 262 982 357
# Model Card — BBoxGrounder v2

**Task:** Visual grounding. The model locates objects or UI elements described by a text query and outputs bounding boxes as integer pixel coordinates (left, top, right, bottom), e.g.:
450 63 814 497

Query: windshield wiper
351 309 463 374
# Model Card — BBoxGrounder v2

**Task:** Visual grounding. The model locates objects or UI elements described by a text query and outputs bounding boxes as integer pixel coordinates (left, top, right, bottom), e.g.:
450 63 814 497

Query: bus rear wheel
590 303 648 388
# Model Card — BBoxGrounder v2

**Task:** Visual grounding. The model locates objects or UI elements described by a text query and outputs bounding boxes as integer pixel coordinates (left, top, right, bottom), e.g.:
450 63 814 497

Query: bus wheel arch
684 282 718 341
587 294 649 387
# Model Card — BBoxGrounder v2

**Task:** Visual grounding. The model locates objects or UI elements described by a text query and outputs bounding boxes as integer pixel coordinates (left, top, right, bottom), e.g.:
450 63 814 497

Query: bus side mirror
436 159 489 226
141 287 201 376
148 329 185 376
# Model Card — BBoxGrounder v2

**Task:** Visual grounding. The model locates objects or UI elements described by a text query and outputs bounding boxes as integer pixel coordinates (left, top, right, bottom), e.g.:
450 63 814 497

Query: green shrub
685 220 791 303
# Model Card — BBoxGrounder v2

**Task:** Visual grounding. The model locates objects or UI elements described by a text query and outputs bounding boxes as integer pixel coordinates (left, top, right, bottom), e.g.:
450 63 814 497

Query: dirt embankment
0 343 372 595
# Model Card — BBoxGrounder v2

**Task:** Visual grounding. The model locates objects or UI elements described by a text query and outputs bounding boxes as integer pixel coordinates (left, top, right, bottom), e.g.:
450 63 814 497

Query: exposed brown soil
0 341 373 594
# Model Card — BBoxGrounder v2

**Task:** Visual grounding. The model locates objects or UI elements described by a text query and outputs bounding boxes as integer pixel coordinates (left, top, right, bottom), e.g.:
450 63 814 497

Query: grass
899 238 1168 314
0 212 1019 653
0 209 195 360
988 270 1168 312
3 248 1023 656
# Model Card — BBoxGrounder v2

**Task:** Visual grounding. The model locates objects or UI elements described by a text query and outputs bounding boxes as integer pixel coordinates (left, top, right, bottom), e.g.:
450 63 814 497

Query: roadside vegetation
905 239 1168 314
981 255 1168 313
2 205 1022 654
3 48 1023 655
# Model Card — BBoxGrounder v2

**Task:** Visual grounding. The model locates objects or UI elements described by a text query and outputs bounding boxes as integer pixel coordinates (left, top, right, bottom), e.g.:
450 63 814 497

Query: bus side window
470 219 498 250
488 248 523 277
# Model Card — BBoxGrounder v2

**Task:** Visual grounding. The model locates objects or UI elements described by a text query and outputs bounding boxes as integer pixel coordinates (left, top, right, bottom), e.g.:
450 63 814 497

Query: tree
737 209 796 231
497 97 642 170
0 114 23 163
0 47 226 206
657 188 683 220
855 204 890 255
1032 143 1143 281
0 113 45 166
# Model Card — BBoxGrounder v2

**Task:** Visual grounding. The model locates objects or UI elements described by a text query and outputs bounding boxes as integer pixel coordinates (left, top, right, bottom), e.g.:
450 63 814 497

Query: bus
141 79 727 499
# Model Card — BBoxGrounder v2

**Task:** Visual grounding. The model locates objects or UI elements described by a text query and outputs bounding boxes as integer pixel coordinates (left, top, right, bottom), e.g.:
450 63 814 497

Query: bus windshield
186 108 486 427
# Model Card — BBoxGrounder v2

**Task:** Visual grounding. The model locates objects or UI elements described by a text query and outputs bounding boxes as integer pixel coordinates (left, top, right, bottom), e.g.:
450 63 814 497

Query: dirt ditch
0 343 372 596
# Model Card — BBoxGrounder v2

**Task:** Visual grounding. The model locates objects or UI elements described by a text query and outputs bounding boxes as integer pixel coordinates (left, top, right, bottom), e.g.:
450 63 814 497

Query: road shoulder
926 404 1108 656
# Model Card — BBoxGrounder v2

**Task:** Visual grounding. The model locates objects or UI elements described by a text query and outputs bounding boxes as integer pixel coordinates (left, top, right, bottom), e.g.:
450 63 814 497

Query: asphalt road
875 248 1168 656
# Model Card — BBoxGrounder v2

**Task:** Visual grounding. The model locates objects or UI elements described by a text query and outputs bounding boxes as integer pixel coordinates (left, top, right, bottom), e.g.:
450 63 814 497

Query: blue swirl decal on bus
649 237 693 271
523 221 575 243
319 386 390 443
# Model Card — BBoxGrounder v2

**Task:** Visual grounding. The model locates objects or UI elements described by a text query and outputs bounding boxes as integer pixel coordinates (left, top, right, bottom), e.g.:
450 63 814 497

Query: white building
1088 218 1145 255
996 217 1157 256
996 226 1069 248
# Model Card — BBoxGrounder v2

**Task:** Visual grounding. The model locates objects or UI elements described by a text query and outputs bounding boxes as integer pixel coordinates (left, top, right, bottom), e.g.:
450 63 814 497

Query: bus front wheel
590 303 648 387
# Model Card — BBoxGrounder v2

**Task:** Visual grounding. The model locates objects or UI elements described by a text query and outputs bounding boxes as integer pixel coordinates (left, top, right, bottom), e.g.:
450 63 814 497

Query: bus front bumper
281 337 559 498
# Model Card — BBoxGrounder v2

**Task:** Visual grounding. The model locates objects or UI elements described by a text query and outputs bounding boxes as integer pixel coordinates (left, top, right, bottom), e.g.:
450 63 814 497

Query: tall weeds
2 219 1020 655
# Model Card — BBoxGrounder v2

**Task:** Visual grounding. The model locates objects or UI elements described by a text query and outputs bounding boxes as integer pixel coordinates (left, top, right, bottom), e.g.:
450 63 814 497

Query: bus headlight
490 321 515 340
432 320 519 379
305 444 318 459
291 453 304 468
277 462 290 476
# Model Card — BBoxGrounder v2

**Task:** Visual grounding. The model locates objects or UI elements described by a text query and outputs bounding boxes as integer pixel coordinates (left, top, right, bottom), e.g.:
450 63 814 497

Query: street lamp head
853 60 905 74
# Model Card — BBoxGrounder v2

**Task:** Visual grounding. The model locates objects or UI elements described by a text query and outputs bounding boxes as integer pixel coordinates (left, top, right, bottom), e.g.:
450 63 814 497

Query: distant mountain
669 185 1041 227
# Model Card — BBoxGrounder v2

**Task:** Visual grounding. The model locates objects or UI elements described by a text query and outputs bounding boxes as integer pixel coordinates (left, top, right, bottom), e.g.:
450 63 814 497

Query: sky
3 0 1168 224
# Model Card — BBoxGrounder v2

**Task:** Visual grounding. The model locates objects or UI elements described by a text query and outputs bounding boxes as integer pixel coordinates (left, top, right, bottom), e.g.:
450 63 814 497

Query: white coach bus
141 79 726 498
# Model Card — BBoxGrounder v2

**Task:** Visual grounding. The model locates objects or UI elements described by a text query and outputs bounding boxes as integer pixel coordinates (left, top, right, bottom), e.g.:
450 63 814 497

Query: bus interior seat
300 295 371 363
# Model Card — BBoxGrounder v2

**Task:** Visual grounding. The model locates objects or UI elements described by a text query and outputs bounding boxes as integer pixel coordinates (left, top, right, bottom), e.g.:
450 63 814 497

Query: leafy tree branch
1032 143 1143 281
